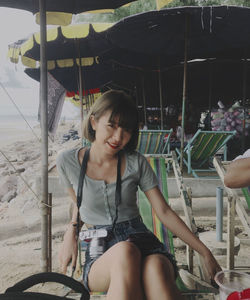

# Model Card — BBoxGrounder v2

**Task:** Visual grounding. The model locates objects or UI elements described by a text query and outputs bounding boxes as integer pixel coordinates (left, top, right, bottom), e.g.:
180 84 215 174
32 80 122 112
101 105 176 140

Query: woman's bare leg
142 254 185 300
88 241 144 300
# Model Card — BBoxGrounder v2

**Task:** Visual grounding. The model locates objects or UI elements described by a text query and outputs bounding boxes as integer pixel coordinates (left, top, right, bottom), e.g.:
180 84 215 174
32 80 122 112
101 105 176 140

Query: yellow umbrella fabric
8 22 113 69
155 0 174 10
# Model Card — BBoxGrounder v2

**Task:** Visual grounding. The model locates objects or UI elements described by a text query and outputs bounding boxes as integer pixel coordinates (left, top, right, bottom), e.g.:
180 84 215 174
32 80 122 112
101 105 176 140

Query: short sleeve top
56 148 158 225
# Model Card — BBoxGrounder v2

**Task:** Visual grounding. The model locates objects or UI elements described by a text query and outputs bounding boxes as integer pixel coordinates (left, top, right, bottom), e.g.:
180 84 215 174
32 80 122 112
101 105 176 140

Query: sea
0 86 79 145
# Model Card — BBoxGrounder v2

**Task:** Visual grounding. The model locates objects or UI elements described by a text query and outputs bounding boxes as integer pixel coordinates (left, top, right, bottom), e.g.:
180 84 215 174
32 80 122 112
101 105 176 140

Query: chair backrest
186 130 236 164
138 156 190 291
138 157 173 254
242 187 250 209
136 129 173 155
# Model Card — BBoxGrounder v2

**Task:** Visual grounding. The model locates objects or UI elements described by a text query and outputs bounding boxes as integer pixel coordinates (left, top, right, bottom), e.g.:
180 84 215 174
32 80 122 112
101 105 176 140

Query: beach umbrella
8 22 114 68
106 5 250 170
0 0 138 25
0 0 137 273
8 22 114 133
24 62 141 93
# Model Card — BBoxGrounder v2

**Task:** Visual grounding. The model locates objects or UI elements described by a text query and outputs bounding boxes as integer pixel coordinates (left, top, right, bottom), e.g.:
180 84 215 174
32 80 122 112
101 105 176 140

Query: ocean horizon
0 114 39 130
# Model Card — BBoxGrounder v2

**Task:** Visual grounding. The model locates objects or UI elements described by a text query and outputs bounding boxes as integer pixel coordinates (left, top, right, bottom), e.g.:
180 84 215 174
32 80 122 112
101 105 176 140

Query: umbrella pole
158 64 164 129
242 59 247 152
142 76 147 126
39 0 49 272
180 15 189 173
208 60 213 130
78 64 84 143
76 39 84 144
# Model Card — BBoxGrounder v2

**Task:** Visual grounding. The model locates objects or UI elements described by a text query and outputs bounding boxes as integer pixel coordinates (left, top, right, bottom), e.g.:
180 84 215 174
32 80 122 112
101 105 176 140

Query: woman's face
90 110 132 154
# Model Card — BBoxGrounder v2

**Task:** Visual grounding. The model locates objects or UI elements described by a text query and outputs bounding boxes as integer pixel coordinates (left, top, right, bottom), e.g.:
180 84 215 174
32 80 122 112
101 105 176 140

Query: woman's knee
110 241 141 268
112 241 142 265
143 254 175 281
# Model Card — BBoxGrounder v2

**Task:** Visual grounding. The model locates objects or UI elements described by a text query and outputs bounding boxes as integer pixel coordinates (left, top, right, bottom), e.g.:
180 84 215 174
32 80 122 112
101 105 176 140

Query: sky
0 7 78 119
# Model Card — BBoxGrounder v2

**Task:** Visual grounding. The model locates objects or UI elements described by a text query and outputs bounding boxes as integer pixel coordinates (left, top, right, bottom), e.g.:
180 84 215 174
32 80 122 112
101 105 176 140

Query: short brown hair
83 90 139 152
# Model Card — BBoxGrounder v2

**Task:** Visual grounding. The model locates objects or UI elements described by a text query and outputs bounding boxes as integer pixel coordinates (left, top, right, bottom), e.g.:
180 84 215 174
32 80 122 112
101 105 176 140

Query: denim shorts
82 216 178 292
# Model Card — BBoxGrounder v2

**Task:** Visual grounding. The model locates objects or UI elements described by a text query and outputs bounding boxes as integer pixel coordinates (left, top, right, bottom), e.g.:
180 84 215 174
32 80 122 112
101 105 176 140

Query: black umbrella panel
0 0 138 25
107 6 250 62
0 0 138 13
25 62 142 94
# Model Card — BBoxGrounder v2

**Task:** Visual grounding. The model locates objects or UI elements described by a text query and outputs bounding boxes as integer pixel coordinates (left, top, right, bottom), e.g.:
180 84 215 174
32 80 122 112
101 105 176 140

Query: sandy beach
0 120 250 296
0 119 82 294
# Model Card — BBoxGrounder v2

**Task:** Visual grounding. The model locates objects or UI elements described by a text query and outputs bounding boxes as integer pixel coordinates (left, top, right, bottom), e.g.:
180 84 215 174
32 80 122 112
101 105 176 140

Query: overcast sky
0 8 39 86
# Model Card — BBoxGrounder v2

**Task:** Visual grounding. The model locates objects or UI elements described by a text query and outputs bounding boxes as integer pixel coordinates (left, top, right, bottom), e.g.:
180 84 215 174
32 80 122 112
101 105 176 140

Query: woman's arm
224 157 250 188
145 186 221 279
58 187 80 274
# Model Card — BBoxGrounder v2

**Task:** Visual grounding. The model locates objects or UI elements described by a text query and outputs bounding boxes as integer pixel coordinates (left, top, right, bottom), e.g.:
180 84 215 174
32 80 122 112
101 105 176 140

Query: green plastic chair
136 129 173 155
175 129 236 178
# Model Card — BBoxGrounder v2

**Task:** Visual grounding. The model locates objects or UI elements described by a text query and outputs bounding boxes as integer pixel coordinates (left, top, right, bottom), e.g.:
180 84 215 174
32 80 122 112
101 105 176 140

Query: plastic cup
215 271 250 300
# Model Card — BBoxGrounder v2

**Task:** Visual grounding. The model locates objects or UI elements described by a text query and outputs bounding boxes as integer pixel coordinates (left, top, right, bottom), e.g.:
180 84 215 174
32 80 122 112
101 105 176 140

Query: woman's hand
58 224 78 274
202 249 222 280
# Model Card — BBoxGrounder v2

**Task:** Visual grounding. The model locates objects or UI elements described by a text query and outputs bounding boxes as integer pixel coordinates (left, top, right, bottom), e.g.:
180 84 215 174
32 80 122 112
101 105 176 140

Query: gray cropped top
56 148 158 225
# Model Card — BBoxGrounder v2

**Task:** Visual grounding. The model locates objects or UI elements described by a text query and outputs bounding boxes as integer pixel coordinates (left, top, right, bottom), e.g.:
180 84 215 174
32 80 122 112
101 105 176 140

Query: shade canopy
12 6 250 71
163 59 250 108
25 62 141 93
25 58 250 110
107 6 250 64
0 0 138 25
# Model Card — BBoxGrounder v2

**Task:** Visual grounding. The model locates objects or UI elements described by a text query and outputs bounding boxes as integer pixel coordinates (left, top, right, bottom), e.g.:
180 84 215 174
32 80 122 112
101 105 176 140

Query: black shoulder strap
76 148 122 234
77 148 90 209
76 148 90 236
111 151 122 232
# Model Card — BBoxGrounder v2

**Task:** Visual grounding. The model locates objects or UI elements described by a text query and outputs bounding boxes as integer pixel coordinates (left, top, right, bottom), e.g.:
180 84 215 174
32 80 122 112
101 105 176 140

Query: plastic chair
136 129 173 155
138 155 217 299
175 129 236 178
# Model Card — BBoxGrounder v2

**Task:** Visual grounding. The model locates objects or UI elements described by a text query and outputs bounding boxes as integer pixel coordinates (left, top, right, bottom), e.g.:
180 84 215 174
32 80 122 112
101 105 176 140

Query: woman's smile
91 110 132 152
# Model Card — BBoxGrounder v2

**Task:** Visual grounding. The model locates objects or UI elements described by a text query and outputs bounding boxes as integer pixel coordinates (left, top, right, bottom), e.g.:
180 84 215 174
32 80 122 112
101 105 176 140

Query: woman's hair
83 90 139 152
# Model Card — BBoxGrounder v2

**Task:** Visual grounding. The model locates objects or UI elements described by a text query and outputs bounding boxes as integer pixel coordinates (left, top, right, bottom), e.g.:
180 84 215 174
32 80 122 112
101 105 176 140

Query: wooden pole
39 0 49 272
158 67 164 130
208 61 213 130
48 193 52 272
180 14 189 172
242 59 247 152
77 40 84 144
142 76 147 126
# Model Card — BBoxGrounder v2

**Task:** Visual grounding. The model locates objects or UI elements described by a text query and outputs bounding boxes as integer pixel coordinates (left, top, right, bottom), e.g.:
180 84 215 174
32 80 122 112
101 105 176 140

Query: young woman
57 90 221 300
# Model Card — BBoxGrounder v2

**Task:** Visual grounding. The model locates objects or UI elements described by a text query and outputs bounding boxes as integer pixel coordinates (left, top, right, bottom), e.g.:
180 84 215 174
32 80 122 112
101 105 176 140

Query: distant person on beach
56 90 221 300
224 149 250 188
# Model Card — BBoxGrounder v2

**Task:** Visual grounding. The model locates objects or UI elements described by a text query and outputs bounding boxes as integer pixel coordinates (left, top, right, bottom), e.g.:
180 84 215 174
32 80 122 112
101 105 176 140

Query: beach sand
0 120 81 294
0 121 249 297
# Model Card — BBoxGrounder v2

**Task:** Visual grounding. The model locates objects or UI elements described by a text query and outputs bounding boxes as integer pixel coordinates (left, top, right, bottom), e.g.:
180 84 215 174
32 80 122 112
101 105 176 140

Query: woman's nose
113 128 123 141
